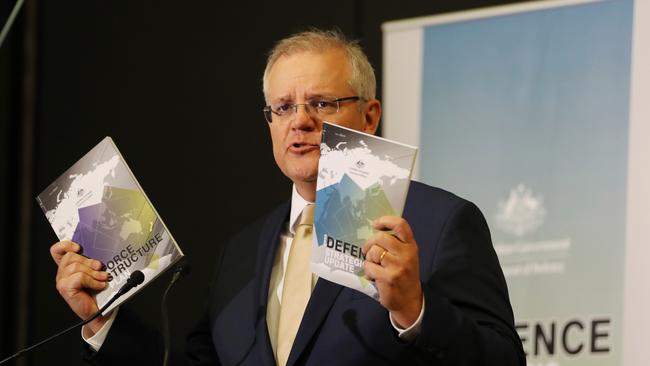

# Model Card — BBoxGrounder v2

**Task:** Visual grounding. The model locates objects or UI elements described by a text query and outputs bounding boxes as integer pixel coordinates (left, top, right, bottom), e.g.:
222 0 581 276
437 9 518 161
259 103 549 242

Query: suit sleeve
411 200 526 365
80 306 220 366
82 249 226 366
81 307 166 365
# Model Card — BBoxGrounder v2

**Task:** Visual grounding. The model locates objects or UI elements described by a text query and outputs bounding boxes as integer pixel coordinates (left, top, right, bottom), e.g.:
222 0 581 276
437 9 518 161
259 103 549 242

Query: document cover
36 137 184 313
311 122 417 300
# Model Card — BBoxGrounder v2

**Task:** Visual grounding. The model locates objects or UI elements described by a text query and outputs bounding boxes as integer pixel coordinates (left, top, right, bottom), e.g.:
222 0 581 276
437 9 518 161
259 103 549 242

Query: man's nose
290 104 317 130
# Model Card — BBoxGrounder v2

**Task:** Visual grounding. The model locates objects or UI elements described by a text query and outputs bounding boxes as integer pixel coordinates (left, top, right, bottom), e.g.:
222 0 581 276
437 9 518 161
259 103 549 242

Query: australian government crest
493 184 571 278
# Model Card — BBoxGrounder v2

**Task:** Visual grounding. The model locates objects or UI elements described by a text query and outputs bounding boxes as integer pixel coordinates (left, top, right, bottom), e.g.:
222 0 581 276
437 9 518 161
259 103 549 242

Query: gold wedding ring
379 249 388 264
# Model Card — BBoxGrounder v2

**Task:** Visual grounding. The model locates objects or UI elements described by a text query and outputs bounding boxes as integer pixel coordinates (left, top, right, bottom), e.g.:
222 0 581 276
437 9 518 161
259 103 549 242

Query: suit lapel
254 201 291 366
286 278 344 366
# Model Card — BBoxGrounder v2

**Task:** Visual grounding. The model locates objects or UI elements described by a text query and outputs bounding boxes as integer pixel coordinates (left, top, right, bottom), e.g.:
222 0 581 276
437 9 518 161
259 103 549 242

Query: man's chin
291 174 318 185
284 157 318 180
287 169 318 186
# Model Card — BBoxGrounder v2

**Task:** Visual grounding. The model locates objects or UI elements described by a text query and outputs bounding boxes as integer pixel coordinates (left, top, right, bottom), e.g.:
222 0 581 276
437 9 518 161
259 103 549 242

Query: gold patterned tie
276 204 314 366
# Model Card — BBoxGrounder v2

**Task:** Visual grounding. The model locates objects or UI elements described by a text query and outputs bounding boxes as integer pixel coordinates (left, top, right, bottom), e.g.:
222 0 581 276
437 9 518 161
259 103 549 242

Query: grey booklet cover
36 137 184 313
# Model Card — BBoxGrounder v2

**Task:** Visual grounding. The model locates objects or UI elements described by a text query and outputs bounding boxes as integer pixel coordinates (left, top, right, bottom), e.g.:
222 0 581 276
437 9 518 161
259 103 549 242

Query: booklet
36 137 184 313
311 122 417 300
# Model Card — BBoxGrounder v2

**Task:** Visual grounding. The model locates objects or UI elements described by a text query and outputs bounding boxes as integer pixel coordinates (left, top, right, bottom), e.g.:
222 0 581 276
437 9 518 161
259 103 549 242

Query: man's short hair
262 29 376 103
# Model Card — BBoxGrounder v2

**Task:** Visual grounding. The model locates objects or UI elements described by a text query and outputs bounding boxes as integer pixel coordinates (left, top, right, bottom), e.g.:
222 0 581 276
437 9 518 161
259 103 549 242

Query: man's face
265 49 380 193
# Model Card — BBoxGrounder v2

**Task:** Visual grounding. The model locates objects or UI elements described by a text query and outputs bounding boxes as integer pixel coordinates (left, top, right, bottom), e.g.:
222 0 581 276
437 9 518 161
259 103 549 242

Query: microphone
0 270 146 364
112 270 145 300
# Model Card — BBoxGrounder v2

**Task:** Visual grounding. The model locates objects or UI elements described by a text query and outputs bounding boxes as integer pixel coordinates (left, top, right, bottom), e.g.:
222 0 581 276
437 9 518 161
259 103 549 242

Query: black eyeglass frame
263 96 361 123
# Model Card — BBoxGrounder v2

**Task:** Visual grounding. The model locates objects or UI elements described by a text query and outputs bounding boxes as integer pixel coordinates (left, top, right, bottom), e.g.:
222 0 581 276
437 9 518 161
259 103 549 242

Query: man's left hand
362 216 423 328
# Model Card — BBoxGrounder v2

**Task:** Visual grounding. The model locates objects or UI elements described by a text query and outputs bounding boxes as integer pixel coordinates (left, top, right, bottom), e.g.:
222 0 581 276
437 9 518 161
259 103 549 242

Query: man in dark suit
50 29 525 365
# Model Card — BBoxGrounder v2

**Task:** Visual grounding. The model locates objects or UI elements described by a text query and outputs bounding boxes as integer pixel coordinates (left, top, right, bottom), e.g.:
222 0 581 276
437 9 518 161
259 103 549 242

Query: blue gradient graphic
419 1 633 364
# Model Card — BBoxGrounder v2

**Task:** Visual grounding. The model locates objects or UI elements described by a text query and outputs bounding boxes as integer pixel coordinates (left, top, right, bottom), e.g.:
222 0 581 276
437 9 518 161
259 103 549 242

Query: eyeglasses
263 96 361 123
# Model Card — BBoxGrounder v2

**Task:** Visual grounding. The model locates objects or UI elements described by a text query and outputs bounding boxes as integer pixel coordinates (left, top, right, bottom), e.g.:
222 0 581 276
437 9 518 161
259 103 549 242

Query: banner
383 1 649 365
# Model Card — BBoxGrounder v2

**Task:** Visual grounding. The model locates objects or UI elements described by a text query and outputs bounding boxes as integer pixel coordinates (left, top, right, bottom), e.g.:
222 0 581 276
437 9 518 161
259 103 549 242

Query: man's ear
362 99 382 135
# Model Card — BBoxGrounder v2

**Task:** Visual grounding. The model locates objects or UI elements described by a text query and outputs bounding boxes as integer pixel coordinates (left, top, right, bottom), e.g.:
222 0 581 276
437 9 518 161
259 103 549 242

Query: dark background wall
0 1 527 364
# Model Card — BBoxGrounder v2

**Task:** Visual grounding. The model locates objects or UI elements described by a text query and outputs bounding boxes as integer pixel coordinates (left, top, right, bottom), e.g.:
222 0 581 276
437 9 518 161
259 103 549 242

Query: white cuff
389 296 425 342
82 307 119 352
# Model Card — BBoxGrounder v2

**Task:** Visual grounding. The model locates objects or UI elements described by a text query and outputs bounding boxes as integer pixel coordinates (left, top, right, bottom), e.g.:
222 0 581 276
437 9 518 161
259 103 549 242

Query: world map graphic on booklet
36 137 184 313
311 122 417 300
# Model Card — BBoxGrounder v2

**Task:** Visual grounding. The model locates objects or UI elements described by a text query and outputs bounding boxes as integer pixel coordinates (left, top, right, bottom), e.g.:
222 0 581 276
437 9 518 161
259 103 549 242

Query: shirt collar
289 184 314 235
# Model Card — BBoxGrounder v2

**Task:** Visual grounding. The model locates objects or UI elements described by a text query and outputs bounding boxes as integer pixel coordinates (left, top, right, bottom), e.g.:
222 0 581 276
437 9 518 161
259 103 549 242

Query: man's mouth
288 142 319 154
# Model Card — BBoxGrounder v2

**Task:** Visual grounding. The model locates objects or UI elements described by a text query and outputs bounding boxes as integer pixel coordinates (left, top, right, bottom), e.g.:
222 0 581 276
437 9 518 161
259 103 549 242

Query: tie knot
299 204 314 227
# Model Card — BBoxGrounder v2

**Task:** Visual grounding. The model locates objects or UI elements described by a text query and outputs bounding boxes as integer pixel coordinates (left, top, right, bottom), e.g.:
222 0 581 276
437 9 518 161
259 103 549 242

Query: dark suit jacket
84 181 526 366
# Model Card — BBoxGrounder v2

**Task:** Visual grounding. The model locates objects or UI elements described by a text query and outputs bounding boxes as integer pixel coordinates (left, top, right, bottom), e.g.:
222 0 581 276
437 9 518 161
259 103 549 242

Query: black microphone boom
0 270 145 364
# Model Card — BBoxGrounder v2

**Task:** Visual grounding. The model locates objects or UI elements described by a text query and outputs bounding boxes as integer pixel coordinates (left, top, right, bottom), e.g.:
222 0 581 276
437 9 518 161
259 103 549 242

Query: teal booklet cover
311 122 417 300
36 137 184 312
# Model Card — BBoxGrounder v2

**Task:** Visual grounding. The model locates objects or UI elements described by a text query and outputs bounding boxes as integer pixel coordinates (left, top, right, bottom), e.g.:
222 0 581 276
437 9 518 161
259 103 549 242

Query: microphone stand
162 263 190 366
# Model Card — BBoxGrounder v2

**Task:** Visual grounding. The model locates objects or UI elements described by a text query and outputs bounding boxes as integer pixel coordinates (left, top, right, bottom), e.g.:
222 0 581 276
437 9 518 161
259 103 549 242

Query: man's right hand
50 240 110 337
